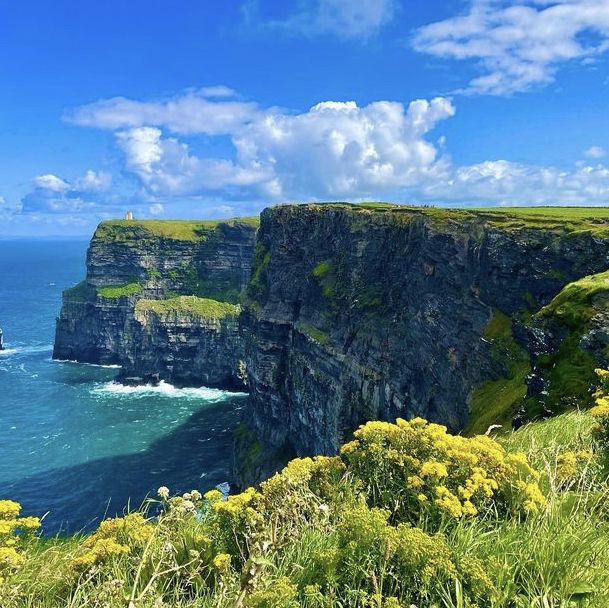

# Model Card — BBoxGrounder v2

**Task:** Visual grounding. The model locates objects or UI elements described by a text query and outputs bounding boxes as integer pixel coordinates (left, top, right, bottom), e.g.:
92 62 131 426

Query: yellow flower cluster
73 513 153 569
589 369 609 458
211 486 260 517
341 416 545 522
211 552 231 572
555 450 594 483
73 537 130 569
0 499 40 583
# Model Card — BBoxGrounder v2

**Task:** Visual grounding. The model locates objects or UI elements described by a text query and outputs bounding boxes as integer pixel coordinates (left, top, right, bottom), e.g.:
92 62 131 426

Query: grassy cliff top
269 203 609 235
538 270 609 328
95 217 259 242
135 295 240 320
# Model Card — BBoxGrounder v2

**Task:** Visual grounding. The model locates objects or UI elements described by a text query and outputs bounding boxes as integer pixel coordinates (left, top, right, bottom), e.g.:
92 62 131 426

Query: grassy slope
298 202 609 234
6 411 609 607
135 296 240 320
97 282 142 298
465 311 531 436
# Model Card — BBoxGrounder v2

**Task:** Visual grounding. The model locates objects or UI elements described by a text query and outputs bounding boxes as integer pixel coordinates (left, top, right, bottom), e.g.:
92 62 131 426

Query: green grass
277 203 609 236
465 310 531 436
538 270 609 328
295 320 330 345
96 282 142 298
63 281 93 302
95 217 259 242
135 296 239 320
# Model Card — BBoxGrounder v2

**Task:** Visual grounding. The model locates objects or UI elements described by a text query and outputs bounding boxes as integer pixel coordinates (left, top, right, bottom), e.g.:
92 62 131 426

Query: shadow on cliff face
2 396 246 535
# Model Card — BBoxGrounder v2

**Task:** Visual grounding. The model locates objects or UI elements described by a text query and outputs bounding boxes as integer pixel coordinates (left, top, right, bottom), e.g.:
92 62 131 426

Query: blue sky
1 0 609 236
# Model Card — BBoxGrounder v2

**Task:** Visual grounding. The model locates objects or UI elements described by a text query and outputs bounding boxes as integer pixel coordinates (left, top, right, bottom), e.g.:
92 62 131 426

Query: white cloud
585 145 607 159
199 85 236 98
67 89 259 135
247 0 396 40
115 126 272 198
73 170 112 192
412 0 609 95
46 89 609 214
33 174 70 192
109 96 455 200
421 159 609 205
21 171 116 214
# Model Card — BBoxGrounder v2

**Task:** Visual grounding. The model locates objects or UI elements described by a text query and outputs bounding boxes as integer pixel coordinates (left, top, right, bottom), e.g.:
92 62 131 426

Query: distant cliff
236 204 609 483
53 218 258 389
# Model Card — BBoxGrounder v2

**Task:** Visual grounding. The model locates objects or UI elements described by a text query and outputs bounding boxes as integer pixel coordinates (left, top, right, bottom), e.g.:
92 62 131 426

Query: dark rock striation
54 205 609 489
236 205 609 484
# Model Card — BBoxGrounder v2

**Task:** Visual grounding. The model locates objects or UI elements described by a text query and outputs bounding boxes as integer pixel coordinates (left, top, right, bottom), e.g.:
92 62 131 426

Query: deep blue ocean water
0 239 246 534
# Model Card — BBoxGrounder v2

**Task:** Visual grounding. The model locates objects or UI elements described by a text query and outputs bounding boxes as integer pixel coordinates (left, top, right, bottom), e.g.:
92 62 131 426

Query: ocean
0 239 246 534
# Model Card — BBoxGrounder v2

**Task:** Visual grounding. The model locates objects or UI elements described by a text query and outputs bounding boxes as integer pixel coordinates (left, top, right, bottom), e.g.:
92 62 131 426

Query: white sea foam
92 380 246 401
53 358 122 369
1 344 52 355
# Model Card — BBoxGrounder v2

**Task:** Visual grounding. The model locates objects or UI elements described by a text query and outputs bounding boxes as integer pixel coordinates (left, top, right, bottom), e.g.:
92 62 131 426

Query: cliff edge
53 218 258 389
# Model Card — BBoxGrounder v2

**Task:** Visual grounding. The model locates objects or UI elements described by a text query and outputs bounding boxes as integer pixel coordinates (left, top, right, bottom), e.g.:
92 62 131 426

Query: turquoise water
0 240 246 534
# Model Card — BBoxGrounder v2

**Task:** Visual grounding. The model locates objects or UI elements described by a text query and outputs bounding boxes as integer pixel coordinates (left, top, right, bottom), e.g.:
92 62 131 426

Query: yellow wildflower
212 553 231 572
420 461 449 478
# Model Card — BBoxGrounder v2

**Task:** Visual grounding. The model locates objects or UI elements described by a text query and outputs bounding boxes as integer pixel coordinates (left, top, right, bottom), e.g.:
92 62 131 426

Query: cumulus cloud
246 0 396 40
67 89 259 135
107 97 455 200
421 159 609 205
21 170 113 214
412 0 609 95
114 127 272 198
149 203 164 215
585 145 607 159
43 89 609 214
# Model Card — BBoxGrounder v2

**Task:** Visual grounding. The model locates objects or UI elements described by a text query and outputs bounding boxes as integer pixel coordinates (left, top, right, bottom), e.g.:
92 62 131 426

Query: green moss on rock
466 309 531 436
537 270 609 329
295 321 330 345
135 296 240 320
312 260 332 278
97 282 142 299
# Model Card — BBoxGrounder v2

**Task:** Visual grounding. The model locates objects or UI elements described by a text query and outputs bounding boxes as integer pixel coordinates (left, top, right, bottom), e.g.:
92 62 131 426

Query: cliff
54 205 609 488
53 218 258 388
236 204 609 483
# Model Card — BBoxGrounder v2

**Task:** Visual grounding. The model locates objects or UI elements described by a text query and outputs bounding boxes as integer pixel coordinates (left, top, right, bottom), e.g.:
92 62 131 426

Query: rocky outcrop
120 298 246 389
53 219 258 388
236 205 609 484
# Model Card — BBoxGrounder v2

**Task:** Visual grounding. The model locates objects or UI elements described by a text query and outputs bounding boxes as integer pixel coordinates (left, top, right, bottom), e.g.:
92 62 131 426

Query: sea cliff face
54 205 609 488
236 205 609 483
53 219 258 388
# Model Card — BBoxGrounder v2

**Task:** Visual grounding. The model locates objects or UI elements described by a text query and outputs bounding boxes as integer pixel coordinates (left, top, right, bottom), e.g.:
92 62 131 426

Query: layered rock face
53 219 258 388
123 299 246 389
54 206 609 488
237 205 609 483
